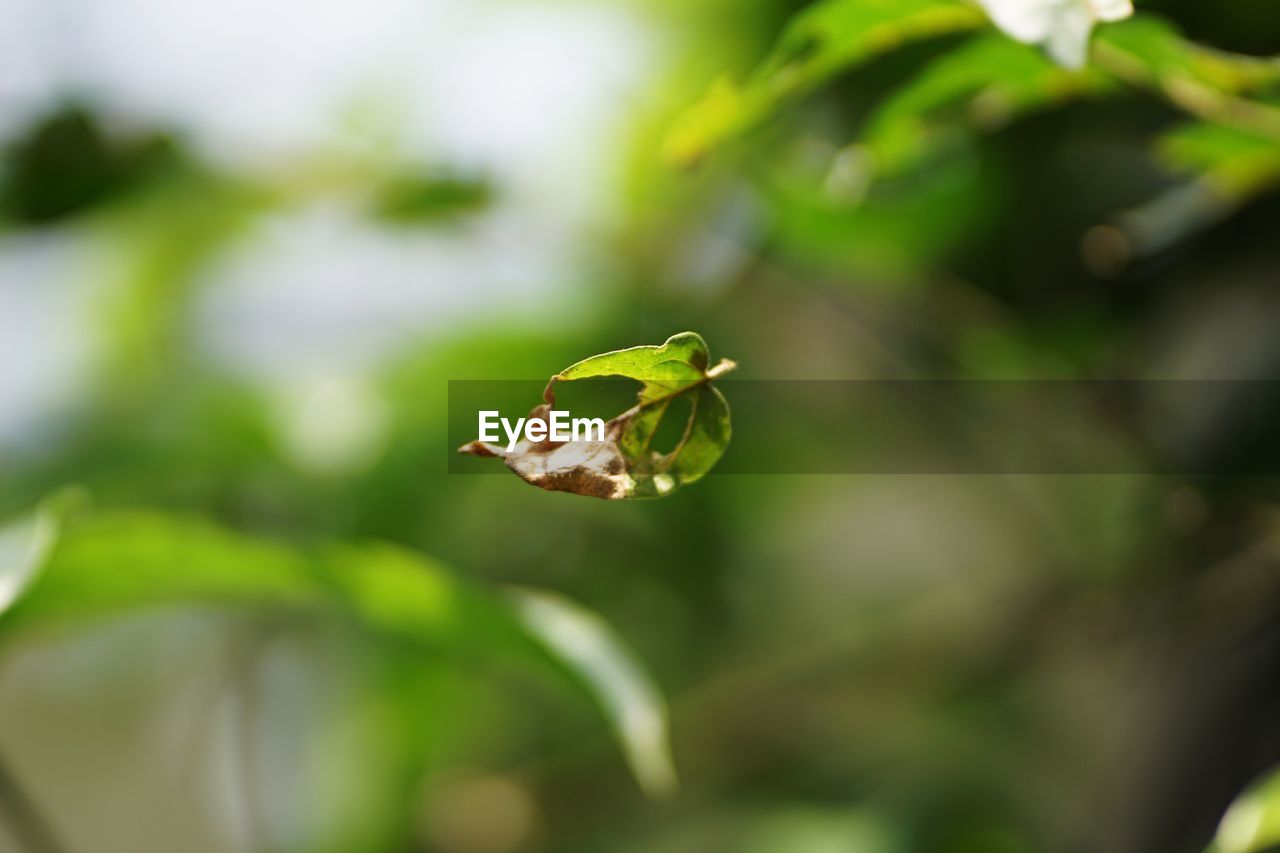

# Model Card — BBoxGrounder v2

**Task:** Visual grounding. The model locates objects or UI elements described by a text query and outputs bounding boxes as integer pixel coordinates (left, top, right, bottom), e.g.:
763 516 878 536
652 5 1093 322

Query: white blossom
976 0 1134 69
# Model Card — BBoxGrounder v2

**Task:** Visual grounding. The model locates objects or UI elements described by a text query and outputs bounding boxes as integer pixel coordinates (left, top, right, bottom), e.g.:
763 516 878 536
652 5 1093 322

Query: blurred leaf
513 589 677 797
95 175 265 389
777 34 1101 277
740 808 900 853
1157 120 1280 201
459 332 736 499
372 173 493 225
620 806 905 853
0 106 182 225
1094 16 1280 140
0 509 675 797
664 0 985 166
764 32 1107 277
0 512 319 632
860 34 1112 178
0 499 65 614
765 149 993 276
669 8 1280 175
1208 764 1280 853
1090 121 1280 266
1095 15 1280 95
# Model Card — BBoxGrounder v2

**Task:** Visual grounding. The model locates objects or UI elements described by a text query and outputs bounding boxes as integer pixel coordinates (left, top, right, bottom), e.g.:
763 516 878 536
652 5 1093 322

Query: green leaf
1207 764 1280 853
1157 120 1280 201
0 105 182 225
667 7 1280 178
1095 16 1280 96
458 332 736 499
0 512 319 633
1089 120 1280 266
859 34 1112 179
372 173 493 225
0 502 64 615
512 589 677 798
764 150 994 276
555 330 712 396
1094 16 1280 141
0 509 676 797
664 0 985 166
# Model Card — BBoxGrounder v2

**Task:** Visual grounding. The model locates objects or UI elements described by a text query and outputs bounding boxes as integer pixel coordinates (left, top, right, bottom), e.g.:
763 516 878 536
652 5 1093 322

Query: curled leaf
458 332 736 500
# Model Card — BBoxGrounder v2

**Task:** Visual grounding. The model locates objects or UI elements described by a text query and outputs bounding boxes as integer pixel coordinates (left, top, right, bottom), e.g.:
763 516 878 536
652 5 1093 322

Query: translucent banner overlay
448 380 1280 475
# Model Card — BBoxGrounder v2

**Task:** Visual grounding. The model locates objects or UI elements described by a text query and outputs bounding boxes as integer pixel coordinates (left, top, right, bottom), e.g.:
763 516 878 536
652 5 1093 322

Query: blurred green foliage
372 174 494 226
0 0 1279 852
0 107 182 225
1209 764 1280 853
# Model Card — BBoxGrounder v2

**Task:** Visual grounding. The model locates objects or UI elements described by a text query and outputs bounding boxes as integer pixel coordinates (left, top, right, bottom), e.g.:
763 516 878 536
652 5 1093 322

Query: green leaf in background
859 33 1111 179
664 2 1280 275
1086 120 1280 268
1157 120 1280 202
664 0 985 166
1095 15 1280 96
722 29 1108 278
0 106 182 225
1208 764 1280 853
0 512 320 633
0 500 63 616
458 332 736 499
0 508 676 799
371 172 493 225
1092 16 1280 141
765 148 994 277
512 589 677 798
668 6 1280 192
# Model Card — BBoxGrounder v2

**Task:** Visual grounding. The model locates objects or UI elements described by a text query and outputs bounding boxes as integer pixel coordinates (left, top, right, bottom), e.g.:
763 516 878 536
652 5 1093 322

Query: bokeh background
1 0 1280 851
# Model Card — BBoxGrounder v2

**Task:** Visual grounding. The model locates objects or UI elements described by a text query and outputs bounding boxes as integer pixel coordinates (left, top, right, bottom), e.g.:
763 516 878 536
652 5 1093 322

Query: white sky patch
0 232 98 451
400 3 655 227
2 0 429 169
188 4 657 380
270 374 389 477
0 0 657 199
192 198 588 380
0 0 662 416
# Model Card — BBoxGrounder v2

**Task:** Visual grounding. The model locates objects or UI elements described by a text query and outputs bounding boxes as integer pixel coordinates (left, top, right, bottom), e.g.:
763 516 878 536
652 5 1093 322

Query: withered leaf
458 332 736 500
